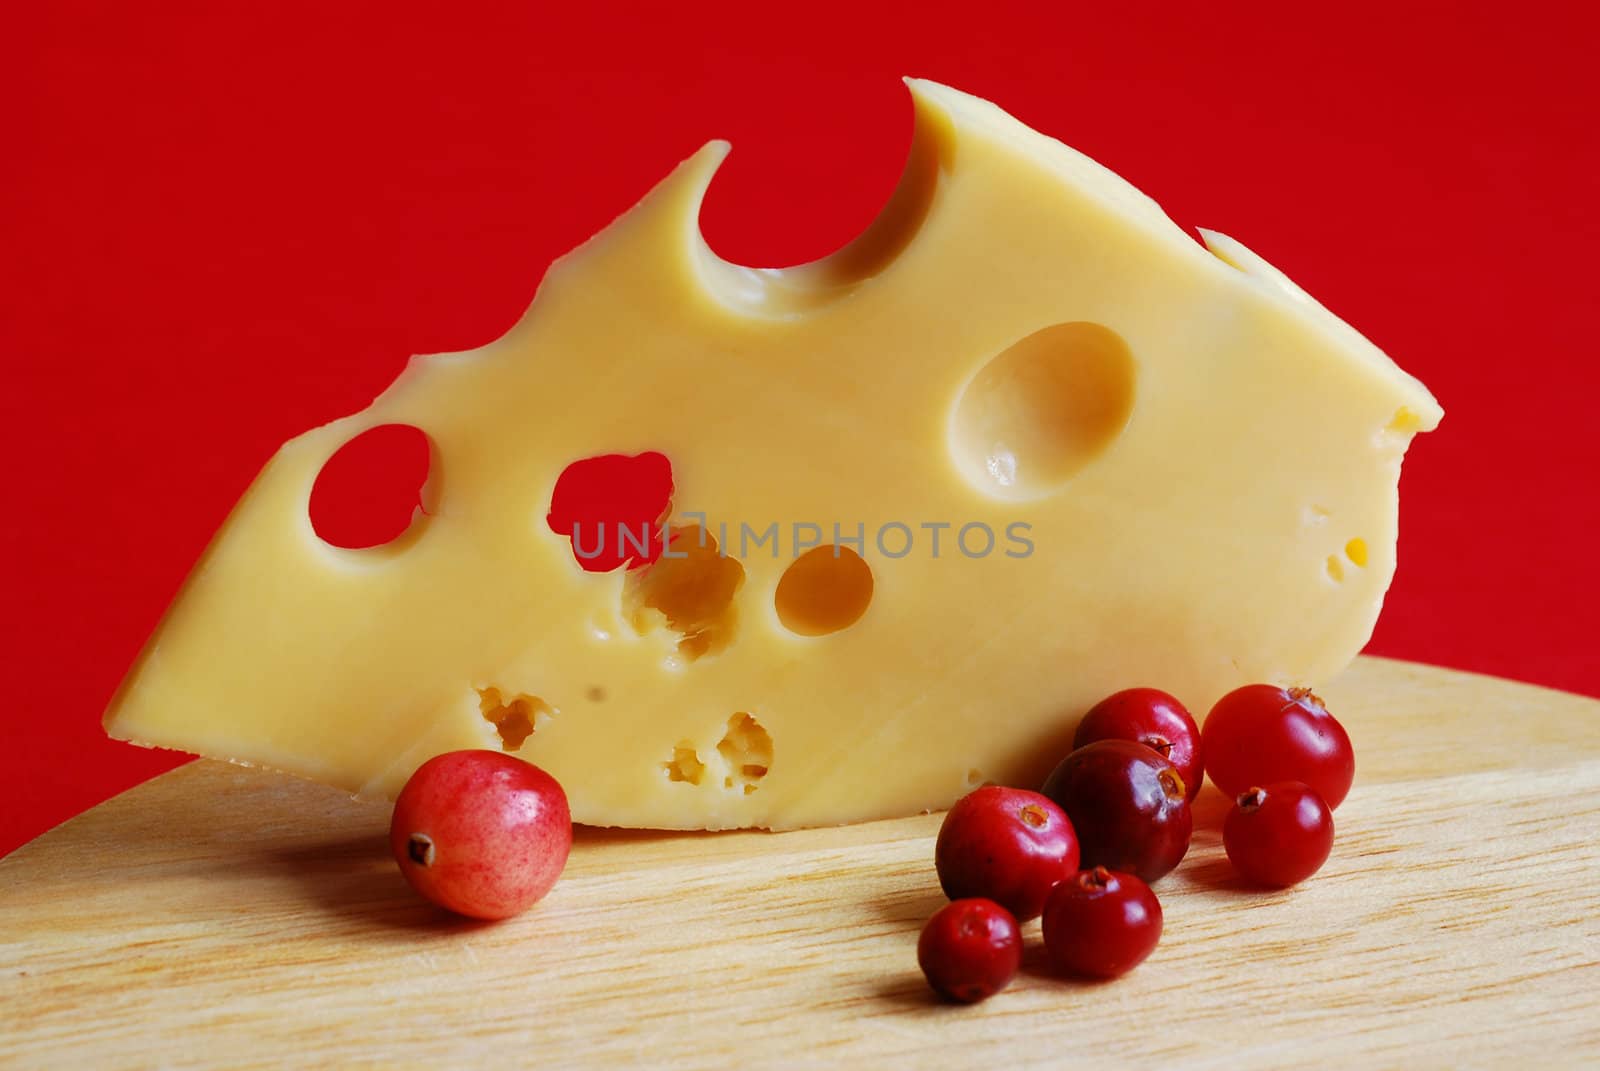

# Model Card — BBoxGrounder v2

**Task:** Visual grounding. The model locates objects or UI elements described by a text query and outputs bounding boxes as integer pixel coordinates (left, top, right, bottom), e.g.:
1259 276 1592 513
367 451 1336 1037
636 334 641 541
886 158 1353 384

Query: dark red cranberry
1041 867 1162 979
917 898 1022 1003
1204 685 1355 808
1074 687 1203 803
1040 739 1192 882
1223 781 1335 887
934 786 1080 921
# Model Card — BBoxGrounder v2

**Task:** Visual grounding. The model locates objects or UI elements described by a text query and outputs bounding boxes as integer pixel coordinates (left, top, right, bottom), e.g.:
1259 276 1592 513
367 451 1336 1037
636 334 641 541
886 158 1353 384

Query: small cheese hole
1326 555 1345 582
623 525 745 662
1345 538 1369 568
775 545 874 637
310 424 435 549
717 713 773 795
950 322 1136 501
662 745 706 785
1386 407 1424 435
476 687 553 751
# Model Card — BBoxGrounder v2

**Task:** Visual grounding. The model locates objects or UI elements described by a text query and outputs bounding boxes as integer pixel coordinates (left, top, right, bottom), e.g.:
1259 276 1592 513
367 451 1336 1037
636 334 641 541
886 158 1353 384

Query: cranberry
1203 685 1355 808
934 785 1080 921
917 898 1022 1003
1040 739 1191 882
390 750 573 919
1223 782 1335 887
1041 867 1162 979
1074 687 1203 803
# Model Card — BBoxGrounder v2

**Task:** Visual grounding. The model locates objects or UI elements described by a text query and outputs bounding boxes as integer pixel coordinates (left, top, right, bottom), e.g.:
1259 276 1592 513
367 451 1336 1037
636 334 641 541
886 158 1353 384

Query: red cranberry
1204 685 1355 808
1074 687 1203 803
390 750 572 919
917 898 1022 1003
1041 867 1162 979
934 786 1080 921
1040 740 1192 883
1223 781 1335 887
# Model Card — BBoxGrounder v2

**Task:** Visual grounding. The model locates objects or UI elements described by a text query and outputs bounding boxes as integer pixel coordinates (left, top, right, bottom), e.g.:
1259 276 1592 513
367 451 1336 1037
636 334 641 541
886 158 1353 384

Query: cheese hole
717 713 773 795
310 424 435 549
1326 555 1345 582
950 322 1136 500
476 687 553 751
775 545 874 637
548 451 673 573
623 525 744 662
662 745 706 785
693 83 952 318
1345 538 1369 568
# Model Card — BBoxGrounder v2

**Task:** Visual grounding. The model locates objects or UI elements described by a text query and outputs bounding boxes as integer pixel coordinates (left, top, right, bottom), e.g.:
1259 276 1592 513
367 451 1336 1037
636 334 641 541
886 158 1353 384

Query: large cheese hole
310 424 435 549
548 451 673 572
693 83 952 318
775 545 874 637
623 525 744 662
949 322 1136 500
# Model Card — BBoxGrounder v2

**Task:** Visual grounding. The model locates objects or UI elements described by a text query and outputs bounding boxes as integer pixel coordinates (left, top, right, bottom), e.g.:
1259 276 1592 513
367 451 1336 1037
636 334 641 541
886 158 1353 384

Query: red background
4 2 1597 858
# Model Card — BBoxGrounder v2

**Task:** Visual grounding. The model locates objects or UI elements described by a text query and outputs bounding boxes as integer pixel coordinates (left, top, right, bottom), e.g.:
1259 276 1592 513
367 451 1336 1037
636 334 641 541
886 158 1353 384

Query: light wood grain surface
4 657 1599 1069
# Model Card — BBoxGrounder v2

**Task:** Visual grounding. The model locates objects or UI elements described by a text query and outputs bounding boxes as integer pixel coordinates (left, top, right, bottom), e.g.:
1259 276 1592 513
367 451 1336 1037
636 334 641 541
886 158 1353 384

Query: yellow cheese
104 80 1441 829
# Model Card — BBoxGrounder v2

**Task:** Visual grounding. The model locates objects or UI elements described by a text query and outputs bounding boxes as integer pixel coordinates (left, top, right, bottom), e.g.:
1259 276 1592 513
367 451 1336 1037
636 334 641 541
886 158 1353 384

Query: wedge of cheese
105 79 1441 829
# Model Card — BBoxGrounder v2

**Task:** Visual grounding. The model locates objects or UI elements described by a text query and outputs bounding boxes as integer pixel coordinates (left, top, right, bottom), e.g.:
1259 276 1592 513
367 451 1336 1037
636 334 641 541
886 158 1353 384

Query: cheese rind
105 80 1441 829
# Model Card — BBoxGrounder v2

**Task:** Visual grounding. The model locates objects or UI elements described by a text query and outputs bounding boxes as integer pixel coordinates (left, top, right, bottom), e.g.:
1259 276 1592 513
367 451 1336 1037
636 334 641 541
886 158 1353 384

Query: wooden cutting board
4 657 1599 1069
